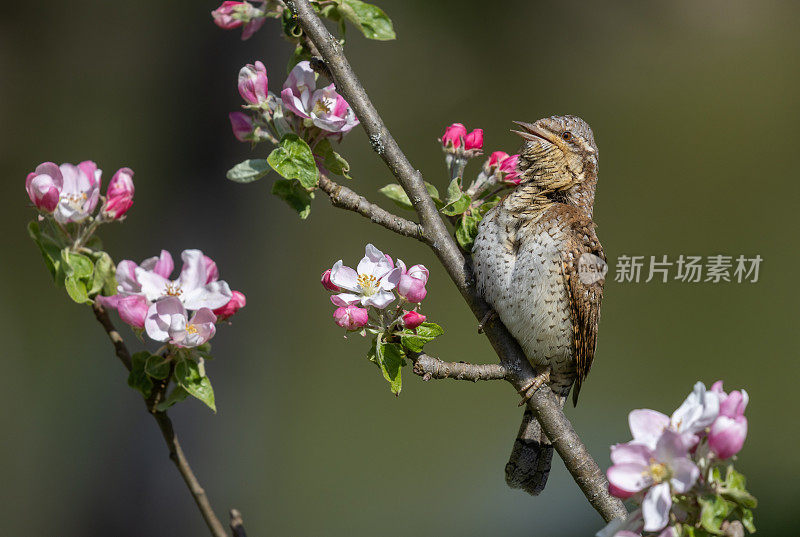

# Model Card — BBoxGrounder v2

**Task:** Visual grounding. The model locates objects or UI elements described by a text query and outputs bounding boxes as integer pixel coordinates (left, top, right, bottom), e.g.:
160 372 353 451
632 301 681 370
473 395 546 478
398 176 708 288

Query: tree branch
289 0 627 522
411 353 508 381
91 303 238 537
318 173 426 242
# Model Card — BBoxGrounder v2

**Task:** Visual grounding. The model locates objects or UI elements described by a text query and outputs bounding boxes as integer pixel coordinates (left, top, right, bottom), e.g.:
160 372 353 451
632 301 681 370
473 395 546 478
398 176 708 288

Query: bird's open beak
511 121 552 143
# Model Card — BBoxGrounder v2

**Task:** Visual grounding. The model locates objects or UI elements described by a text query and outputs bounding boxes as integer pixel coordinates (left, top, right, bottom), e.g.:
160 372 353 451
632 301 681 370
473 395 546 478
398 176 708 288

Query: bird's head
511 115 598 192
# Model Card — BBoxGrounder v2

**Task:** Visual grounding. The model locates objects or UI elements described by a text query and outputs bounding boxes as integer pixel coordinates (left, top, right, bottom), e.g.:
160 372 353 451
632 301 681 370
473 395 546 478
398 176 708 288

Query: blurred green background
1 0 797 535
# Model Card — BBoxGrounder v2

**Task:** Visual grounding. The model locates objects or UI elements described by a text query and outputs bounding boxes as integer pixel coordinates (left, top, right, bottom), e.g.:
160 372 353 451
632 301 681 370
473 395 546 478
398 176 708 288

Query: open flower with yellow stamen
136 249 232 311
607 429 699 532
280 61 358 135
144 297 217 348
329 244 400 309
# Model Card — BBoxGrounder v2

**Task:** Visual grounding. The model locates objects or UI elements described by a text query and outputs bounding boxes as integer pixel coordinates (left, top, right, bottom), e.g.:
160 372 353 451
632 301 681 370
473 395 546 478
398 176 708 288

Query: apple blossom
136 249 232 310
213 290 247 321
117 295 149 328
395 259 429 303
280 61 358 134
238 61 269 105
464 128 483 151
708 381 749 458
211 1 267 40
441 123 467 149
401 310 426 329
671 381 720 436
321 269 340 291
145 297 217 347
26 162 63 213
54 161 101 224
229 112 257 142
333 305 369 330
329 244 401 309
608 430 699 532
103 167 135 219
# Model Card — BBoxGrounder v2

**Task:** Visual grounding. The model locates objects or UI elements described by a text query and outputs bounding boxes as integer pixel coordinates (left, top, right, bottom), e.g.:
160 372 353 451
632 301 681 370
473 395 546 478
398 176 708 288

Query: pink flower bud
441 123 467 149
25 162 63 213
397 273 427 303
104 167 135 219
333 305 368 330
499 153 521 185
238 61 269 105
211 1 245 29
213 290 246 321
488 151 509 169
464 128 483 151
401 310 426 329
321 269 340 291
117 295 149 329
708 415 748 458
229 112 256 142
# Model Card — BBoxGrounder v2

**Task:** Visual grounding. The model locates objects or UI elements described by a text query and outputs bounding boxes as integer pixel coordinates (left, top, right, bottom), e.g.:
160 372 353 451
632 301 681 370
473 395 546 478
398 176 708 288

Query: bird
472 115 605 495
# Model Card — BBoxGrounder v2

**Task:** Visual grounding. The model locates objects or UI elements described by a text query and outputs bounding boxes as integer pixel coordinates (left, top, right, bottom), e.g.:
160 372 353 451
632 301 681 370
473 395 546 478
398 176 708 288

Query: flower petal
136 269 170 302
606 463 651 496
610 442 651 466
364 289 395 309
182 281 233 310
642 482 671 532
629 409 670 448
331 293 361 306
669 456 700 493
178 249 206 292
330 260 359 292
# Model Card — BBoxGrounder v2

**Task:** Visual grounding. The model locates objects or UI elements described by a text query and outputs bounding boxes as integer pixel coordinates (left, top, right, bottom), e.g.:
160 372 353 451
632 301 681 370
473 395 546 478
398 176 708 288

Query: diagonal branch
318 173 426 242
411 353 508 381
91 303 238 537
289 0 626 523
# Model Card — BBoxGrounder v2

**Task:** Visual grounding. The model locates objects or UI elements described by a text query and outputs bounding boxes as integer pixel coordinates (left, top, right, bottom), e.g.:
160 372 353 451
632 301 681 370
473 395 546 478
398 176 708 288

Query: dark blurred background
1 1 798 535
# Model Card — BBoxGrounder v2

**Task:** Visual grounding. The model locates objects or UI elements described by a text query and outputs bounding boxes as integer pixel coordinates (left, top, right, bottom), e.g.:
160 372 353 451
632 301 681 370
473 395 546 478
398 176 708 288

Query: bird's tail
504 396 567 495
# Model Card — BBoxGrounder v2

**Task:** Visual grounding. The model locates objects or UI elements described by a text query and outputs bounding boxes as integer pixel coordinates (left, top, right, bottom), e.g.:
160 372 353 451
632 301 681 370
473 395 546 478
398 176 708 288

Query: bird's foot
517 366 551 406
477 309 497 334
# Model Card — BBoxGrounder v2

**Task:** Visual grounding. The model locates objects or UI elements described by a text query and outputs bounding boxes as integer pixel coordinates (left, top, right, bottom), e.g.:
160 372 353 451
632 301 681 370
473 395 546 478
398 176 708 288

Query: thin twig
289 0 627 522
411 353 507 381
318 173 426 242
91 303 234 537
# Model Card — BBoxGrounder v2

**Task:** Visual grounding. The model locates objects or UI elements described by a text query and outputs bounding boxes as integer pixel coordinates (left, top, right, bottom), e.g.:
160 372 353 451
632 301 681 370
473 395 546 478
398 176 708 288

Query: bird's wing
558 207 605 406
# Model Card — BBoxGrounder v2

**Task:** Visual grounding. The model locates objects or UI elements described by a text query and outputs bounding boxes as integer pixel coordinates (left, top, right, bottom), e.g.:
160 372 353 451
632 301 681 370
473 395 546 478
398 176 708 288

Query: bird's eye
561 131 573 141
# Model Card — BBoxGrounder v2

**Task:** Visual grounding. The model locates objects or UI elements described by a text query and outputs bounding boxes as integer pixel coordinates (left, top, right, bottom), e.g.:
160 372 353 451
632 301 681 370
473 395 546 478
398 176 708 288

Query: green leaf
399 322 444 353
61 249 94 280
379 182 441 210
28 221 64 282
740 507 756 533
699 495 734 536
128 351 154 398
376 340 405 394
88 251 116 297
379 183 413 210
314 138 352 179
145 354 172 380
455 212 481 251
441 178 471 216
175 359 216 412
267 134 319 189
339 0 396 40
227 159 271 184
156 386 189 411
722 466 757 508
425 182 442 205
64 276 89 304
272 178 314 219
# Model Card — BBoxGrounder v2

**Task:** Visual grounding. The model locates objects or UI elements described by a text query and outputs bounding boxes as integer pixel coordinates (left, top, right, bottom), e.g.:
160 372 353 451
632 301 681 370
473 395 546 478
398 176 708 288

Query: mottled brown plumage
472 115 605 495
